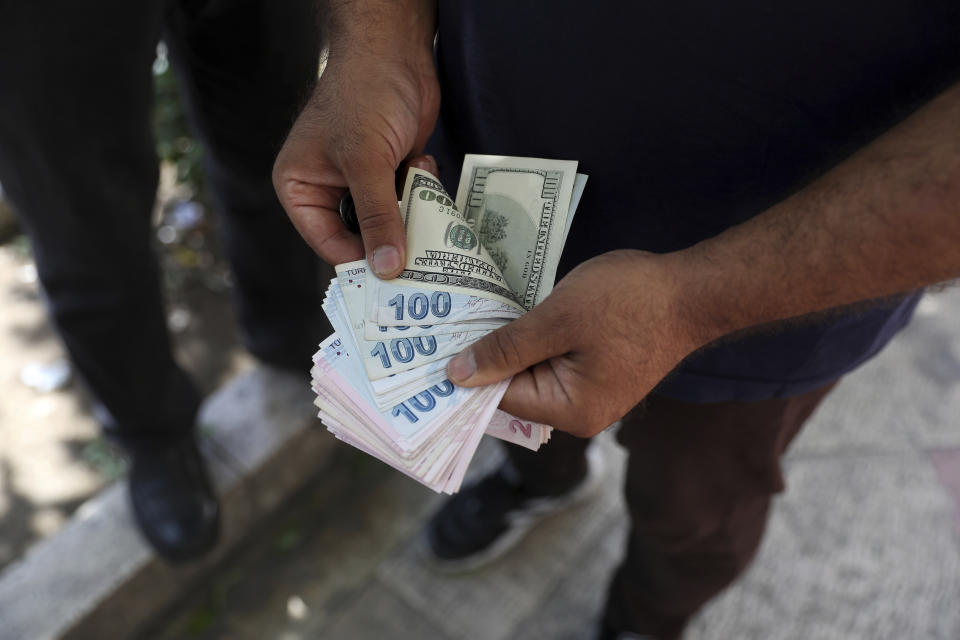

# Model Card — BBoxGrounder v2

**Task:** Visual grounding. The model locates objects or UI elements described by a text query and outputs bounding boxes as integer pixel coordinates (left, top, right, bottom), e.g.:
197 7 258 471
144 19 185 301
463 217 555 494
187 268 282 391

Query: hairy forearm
326 0 436 63
669 82 960 345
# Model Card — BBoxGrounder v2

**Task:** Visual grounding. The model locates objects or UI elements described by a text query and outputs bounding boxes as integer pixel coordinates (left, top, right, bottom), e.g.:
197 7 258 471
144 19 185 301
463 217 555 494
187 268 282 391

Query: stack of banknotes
311 155 588 493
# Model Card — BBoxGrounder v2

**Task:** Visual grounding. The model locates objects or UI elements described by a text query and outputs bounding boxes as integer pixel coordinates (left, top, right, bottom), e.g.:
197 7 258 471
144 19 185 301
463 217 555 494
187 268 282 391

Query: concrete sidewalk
149 287 960 640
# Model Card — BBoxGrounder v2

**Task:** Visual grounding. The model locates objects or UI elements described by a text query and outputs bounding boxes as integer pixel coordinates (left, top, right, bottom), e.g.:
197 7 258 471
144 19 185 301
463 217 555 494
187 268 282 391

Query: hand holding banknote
272 10 440 276
446 249 706 438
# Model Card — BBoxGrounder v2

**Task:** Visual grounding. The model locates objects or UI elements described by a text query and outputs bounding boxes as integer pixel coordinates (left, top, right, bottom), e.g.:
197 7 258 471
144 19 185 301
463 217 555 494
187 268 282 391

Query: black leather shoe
126 433 220 563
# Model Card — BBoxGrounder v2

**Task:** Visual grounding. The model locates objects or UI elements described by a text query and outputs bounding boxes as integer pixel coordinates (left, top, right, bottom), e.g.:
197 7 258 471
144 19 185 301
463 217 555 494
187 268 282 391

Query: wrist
593 249 718 361
326 0 436 68
654 246 744 351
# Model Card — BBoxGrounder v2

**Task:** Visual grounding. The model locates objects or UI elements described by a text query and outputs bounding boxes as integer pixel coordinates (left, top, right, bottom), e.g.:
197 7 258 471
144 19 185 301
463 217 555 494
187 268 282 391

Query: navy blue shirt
428 1 960 401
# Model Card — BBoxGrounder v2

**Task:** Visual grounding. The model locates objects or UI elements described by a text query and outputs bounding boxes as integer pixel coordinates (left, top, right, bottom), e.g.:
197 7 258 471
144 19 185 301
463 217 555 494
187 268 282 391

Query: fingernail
372 245 401 276
448 349 477 383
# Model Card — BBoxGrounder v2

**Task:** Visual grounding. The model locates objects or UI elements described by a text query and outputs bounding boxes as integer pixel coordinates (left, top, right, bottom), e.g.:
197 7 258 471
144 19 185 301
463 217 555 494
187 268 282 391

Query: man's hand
449 82 960 438
273 0 439 278
446 250 707 437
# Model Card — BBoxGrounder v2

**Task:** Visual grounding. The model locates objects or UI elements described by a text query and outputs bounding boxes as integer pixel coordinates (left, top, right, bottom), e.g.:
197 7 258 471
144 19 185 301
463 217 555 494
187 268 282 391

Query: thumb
345 157 407 279
447 309 567 387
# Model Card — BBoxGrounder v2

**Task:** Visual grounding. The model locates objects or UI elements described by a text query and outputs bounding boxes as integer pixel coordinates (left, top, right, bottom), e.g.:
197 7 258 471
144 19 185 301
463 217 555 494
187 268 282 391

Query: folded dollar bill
310 155 587 493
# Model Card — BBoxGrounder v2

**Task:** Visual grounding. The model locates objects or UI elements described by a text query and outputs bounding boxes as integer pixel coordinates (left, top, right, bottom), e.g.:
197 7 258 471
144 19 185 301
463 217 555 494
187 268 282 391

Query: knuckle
343 142 396 177
271 159 284 191
485 328 527 370
356 207 401 236
271 159 294 198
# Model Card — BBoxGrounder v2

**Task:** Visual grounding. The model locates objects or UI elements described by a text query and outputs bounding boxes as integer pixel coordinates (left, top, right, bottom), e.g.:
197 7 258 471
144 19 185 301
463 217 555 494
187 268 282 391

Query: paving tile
789 288 960 458
929 447 960 531
198 367 336 516
199 367 318 477
376 433 627 640
687 453 960 640
867 290 960 450
322 577 454 640
511 509 627 640
788 363 914 458
151 445 442 640
0 482 147 640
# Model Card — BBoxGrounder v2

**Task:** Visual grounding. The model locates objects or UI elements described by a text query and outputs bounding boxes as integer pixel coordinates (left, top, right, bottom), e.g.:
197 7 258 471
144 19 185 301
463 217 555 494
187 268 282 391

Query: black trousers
0 0 323 441
507 384 836 640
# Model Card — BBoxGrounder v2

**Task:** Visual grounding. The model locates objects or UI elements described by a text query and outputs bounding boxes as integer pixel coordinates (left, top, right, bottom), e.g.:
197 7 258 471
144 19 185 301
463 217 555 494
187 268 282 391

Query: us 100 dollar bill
393 169 522 308
370 156 579 323
456 154 579 309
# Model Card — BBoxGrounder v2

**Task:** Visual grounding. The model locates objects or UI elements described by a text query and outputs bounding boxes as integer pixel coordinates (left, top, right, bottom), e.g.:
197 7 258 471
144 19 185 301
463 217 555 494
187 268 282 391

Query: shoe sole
417 444 607 574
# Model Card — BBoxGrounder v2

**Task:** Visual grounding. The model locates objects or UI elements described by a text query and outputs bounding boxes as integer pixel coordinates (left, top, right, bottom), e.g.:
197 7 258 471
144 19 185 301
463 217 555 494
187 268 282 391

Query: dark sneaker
420 445 604 572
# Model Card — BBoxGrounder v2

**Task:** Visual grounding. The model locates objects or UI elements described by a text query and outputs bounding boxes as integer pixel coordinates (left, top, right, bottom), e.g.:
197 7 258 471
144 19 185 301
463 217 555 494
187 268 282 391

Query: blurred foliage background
152 43 206 200
150 43 235 304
